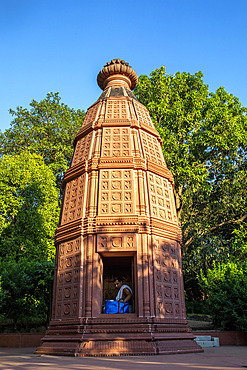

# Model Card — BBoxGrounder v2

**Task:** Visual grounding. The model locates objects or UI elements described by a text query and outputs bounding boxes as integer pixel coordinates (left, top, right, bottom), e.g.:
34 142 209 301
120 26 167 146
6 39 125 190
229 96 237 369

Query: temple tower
36 59 202 356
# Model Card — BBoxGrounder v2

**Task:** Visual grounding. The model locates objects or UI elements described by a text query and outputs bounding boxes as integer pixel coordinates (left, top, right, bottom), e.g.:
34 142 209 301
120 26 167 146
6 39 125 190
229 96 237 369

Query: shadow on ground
0 346 247 370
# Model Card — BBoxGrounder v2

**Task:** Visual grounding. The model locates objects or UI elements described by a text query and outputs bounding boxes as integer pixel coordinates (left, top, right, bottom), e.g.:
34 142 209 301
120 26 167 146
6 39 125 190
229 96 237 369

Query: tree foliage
0 92 85 187
0 151 59 329
0 92 85 330
0 259 54 329
134 67 247 296
199 261 247 331
0 151 60 262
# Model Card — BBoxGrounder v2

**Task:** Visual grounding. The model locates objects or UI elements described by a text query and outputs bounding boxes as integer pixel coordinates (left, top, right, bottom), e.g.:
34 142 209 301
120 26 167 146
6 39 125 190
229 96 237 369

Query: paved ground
0 347 246 370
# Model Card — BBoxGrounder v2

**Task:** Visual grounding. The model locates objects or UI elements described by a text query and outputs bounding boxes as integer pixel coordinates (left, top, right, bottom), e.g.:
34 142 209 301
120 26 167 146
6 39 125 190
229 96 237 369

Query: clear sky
1 0 247 132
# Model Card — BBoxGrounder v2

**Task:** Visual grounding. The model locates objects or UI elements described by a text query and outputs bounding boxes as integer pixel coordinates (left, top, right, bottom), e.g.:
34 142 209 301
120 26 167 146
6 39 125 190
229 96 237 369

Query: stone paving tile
0 347 246 370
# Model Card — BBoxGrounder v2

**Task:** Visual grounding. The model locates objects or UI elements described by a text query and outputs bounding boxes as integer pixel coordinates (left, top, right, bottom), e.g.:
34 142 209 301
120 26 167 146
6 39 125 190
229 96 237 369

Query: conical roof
73 59 172 180
62 58 175 229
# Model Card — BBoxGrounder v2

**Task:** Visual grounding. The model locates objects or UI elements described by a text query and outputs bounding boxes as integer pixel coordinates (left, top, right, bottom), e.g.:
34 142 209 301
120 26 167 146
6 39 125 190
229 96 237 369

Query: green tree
0 151 60 262
199 261 247 331
0 259 54 330
0 92 85 187
134 67 247 296
0 93 84 328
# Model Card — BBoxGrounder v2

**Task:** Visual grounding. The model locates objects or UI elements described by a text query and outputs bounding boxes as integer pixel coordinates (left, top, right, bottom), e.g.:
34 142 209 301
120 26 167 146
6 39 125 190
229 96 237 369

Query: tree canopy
0 151 60 262
0 150 60 329
199 261 247 331
134 67 247 296
0 92 85 188
0 259 54 328
0 93 84 330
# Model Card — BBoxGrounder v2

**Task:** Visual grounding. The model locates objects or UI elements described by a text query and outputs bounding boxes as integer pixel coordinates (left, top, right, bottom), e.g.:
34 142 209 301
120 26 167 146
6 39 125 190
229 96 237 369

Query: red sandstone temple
36 59 202 356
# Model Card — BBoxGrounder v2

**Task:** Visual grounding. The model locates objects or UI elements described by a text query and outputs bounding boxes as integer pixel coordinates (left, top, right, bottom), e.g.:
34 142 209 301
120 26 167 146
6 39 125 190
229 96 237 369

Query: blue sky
1 0 247 132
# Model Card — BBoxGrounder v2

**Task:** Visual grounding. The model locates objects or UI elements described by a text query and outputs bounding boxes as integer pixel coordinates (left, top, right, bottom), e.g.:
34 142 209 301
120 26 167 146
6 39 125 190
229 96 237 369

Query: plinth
36 59 202 356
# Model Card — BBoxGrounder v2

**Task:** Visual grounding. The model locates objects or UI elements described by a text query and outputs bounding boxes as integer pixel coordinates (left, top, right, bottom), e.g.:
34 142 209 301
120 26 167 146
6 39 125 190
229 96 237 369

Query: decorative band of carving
97 233 136 252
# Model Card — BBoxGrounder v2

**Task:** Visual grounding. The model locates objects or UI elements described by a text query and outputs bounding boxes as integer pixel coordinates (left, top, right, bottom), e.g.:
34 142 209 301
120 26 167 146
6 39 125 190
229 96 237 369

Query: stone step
195 336 212 341
195 336 220 347
196 340 215 347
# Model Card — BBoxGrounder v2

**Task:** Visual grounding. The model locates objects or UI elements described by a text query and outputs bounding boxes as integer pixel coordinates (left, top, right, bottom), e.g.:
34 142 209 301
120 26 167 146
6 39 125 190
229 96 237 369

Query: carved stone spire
36 59 202 357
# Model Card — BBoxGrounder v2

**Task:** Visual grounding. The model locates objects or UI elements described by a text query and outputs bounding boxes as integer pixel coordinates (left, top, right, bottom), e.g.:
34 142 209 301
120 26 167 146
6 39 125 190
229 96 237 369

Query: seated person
114 276 132 304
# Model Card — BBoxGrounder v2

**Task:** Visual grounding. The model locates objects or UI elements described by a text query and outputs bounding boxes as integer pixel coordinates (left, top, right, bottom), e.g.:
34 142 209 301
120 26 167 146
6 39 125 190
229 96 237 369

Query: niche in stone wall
102 256 135 313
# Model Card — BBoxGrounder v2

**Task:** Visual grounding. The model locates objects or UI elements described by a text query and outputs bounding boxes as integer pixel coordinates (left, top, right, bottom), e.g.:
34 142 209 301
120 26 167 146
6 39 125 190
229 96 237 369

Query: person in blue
114 276 132 304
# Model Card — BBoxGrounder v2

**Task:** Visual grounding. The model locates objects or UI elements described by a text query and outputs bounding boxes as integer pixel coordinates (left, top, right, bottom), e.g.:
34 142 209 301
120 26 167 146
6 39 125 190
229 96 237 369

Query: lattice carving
99 169 134 215
72 131 93 166
61 174 86 224
134 101 154 128
148 172 173 221
101 127 131 157
82 103 99 126
153 237 183 318
56 238 81 319
105 100 130 120
140 131 164 165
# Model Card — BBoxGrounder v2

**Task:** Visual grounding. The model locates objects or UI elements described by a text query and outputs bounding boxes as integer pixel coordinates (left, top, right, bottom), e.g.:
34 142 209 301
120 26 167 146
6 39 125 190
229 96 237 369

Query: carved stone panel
82 103 100 127
153 237 184 319
55 238 81 319
105 100 130 120
148 172 174 221
140 131 164 165
133 101 154 128
101 127 131 157
97 234 136 252
61 174 86 224
98 169 134 215
72 131 93 166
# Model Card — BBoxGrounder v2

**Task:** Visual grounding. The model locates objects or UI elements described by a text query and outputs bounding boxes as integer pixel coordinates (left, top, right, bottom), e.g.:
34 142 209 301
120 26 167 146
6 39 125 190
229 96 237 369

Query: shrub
0 259 54 331
199 261 247 331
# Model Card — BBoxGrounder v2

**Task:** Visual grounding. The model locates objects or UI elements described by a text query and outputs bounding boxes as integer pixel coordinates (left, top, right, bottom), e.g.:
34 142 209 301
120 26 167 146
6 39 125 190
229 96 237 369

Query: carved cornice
74 123 93 143
101 119 132 126
55 219 83 243
95 215 139 233
150 219 182 242
55 215 182 241
48 317 188 326
62 162 87 185
138 123 161 138
147 162 174 185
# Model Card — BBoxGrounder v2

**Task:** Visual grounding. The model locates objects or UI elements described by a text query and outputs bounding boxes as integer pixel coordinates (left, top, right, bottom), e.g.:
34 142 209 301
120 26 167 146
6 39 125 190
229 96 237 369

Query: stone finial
97 59 138 91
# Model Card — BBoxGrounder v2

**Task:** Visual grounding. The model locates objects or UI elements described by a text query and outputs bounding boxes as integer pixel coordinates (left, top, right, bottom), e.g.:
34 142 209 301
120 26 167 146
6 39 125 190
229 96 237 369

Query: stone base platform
1 330 247 349
35 317 202 356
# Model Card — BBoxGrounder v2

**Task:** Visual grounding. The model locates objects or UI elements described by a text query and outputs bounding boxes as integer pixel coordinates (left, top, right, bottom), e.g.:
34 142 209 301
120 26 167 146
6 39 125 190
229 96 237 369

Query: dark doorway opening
102 256 134 313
